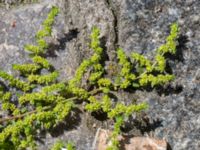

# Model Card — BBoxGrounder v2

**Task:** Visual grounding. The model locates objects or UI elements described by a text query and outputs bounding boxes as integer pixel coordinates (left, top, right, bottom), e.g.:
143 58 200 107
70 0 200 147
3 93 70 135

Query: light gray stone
0 0 200 150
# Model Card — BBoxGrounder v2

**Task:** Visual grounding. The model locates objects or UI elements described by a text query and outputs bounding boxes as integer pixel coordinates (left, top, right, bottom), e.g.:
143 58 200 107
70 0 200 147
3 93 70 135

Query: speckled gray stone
113 1 200 150
0 0 200 150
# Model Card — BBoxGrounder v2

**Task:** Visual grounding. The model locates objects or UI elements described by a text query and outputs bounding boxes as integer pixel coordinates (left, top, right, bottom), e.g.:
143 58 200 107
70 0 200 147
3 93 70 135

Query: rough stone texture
96 129 167 150
0 0 200 150
127 137 167 150
113 1 200 150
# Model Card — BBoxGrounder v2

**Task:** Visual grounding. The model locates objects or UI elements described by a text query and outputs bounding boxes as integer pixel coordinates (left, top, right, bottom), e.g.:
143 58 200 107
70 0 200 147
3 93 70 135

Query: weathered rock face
96 129 168 150
0 0 200 150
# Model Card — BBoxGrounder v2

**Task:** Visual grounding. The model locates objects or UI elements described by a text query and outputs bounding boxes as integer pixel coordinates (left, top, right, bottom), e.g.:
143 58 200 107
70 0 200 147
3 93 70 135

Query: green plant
0 6 73 150
50 140 75 150
0 5 179 150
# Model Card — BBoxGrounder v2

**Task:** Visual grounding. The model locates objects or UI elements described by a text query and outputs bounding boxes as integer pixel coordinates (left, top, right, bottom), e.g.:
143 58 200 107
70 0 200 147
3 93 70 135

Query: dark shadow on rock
45 28 79 57
119 139 127 150
156 84 183 96
165 34 188 62
48 65 56 72
163 59 173 74
123 87 138 94
100 36 109 63
124 83 155 94
175 34 188 62
138 118 163 134
108 92 118 102
121 115 163 135
167 142 172 150
35 137 45 145
91 110 108 121
49 108 82 137
0 81 8 91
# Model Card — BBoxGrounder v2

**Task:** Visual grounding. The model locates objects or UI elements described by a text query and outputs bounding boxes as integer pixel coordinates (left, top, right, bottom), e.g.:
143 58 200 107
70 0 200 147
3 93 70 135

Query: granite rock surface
0 0 199 149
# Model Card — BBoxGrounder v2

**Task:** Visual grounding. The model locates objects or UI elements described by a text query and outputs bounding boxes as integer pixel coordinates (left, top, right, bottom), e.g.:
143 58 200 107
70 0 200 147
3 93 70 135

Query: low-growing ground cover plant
0 6 179 150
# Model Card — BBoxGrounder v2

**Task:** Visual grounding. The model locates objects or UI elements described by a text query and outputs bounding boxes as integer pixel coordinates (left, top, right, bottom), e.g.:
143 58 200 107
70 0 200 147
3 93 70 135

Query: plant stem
0 88 102 123
134 52 165 80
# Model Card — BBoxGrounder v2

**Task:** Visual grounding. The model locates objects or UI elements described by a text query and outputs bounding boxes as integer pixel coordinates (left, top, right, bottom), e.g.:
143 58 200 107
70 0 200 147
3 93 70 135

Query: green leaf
132 83 140 88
